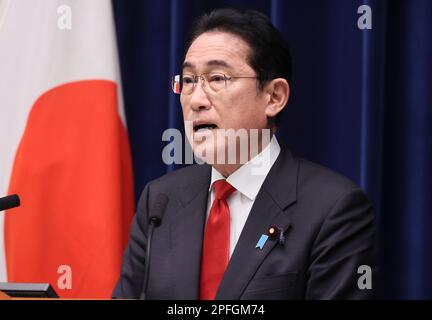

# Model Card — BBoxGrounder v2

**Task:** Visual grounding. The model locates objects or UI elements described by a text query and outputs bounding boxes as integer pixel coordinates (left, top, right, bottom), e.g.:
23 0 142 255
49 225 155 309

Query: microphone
140 193 168 300
148 194 167 226
0 194 20 211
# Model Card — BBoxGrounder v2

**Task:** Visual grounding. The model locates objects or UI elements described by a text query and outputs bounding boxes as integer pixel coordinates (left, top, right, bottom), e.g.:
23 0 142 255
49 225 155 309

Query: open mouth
193 123 218 132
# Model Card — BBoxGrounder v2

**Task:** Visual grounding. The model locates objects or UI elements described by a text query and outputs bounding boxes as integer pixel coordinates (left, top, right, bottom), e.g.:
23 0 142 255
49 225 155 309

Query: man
113 8 377 300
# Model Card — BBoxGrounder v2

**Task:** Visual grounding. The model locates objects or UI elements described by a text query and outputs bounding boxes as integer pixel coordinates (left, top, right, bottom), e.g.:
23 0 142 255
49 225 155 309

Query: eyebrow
182 60 233 70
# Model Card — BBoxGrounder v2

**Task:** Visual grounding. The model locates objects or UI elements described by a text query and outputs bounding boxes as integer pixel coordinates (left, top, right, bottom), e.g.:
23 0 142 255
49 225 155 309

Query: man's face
181 31 270 164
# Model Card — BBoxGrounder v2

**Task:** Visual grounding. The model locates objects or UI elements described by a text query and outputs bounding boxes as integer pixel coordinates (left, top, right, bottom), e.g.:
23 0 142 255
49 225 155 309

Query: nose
189 76 211 112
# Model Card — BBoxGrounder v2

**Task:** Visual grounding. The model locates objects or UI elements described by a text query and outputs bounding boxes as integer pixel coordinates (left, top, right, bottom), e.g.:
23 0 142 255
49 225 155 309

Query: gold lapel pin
267 225 286 245
267 225 280 238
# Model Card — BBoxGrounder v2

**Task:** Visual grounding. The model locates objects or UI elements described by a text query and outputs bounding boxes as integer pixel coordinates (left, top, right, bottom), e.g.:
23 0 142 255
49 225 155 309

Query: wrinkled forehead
183 31 252 73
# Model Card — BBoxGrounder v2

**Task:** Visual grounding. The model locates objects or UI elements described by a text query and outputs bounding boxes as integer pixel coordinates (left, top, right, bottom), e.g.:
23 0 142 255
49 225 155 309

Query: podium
0 283 58 299
0 290 10 300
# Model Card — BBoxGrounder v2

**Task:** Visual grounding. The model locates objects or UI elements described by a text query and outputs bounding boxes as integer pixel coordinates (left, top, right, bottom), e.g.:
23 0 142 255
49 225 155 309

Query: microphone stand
139 218 158 300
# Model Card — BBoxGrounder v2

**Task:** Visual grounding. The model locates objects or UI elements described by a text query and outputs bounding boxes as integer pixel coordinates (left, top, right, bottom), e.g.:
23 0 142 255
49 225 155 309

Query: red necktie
199 179 236 300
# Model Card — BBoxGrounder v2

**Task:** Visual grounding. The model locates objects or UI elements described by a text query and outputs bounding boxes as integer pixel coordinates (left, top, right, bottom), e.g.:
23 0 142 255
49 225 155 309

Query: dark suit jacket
113 146 377 299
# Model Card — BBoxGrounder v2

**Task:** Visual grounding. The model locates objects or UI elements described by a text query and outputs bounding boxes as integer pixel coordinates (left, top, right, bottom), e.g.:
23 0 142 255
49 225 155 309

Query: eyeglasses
172 72 259 95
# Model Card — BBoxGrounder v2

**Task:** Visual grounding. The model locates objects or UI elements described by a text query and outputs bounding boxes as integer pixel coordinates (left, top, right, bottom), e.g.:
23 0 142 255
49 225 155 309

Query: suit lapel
216 147 299 299
171 164 211 299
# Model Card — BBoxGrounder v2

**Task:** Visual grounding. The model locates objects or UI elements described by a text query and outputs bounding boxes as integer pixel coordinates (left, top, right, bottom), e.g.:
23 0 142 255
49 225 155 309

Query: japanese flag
0 0 134 298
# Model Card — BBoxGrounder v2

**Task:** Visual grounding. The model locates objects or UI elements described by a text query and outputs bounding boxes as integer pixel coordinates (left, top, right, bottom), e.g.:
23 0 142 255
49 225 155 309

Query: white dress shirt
206 135 281 258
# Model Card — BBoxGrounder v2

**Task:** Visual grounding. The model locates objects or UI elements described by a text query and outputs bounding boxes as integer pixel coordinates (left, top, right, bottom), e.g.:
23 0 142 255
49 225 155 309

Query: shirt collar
209 135 281 201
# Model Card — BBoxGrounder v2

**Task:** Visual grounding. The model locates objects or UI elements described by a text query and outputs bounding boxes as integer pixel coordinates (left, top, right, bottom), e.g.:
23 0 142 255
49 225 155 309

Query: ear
264 78 290 118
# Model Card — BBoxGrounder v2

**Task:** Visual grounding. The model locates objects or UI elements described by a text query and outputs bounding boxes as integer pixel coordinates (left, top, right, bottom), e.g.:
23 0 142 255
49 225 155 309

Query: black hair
185 8 292 125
